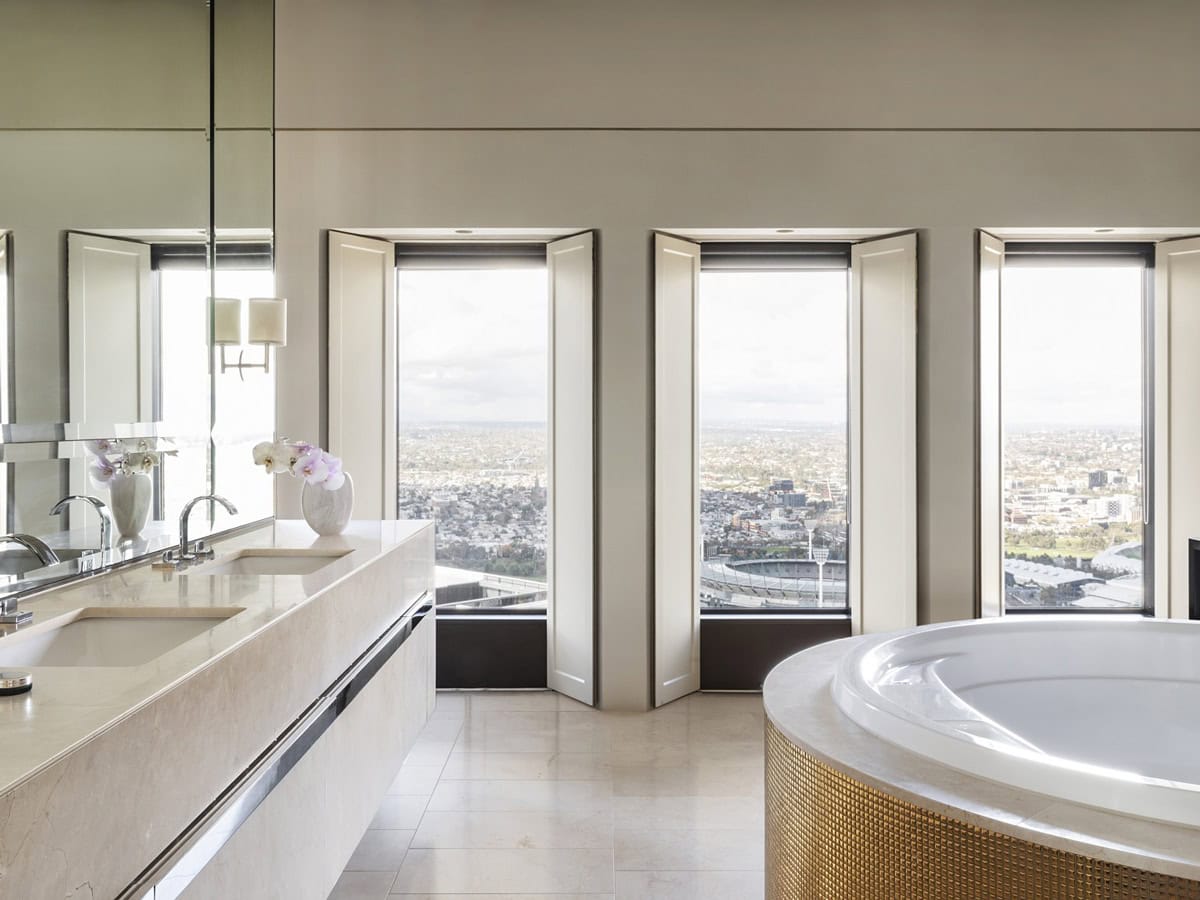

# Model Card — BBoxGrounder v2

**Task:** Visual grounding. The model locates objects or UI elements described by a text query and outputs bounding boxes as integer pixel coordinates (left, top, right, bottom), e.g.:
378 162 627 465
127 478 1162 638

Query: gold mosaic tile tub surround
765 721 1200 900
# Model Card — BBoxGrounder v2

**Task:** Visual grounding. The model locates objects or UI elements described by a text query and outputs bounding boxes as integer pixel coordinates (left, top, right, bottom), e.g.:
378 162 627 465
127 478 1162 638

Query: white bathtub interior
832 618 1200 827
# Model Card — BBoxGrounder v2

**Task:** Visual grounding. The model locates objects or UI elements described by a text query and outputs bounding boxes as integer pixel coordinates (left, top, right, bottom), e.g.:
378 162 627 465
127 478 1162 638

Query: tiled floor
328 690 766 899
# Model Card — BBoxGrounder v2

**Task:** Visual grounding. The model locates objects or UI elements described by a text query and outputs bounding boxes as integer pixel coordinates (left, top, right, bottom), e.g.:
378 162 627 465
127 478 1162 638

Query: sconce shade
248 297 287 346
210 297 243 345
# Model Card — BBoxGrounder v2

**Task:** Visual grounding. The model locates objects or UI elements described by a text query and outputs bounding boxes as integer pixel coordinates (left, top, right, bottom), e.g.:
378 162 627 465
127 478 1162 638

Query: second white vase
301 473 354 536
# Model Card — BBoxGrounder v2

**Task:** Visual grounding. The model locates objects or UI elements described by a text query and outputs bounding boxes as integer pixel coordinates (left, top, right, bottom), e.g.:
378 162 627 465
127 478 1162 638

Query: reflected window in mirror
213 246 276 524
156 255 216 521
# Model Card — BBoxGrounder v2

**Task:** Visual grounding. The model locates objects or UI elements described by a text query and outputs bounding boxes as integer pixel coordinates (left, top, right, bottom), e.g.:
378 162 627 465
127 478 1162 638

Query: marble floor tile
430 693 468 717
427 779 613 812
613 869 765 899
614 827 764 871
613 796 764 831
418 718 467 742
441 751 612 782
346 829 416 872
404 740 457 766
331 691 766 900
371 796 429 830
459 691 563 711
414 809 614 850
611 762 763 798
391 848 615 894
451 727 613 754
387 765 445 796
328 871 399 900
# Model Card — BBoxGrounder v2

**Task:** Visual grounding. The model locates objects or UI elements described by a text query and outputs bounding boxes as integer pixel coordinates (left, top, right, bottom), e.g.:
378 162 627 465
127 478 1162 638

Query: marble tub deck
330 690 768 900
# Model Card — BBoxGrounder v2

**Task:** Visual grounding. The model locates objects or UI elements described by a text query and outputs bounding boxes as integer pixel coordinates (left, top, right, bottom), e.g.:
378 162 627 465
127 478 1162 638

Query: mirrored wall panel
0 0 275 594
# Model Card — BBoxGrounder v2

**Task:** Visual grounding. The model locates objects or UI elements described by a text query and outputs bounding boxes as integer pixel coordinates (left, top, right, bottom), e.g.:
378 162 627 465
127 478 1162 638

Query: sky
397 267 852 426
395 262 1145 431
1002 264 1143 429
699 270 848 424
398 268 549 423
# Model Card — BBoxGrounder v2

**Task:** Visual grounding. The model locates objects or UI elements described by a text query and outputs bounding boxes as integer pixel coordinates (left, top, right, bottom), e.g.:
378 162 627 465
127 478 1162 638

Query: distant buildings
1087 495 1134 523
1003 428 1144 608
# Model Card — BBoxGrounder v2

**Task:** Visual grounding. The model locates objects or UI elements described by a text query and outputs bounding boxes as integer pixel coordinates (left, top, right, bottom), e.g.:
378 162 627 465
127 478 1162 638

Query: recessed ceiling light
776 228 794 234
1095 227 1116 233
454 229 473 234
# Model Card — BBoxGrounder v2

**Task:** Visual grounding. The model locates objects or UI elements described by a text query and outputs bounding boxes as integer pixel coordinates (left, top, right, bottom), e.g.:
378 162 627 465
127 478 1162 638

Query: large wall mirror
0 0 275 593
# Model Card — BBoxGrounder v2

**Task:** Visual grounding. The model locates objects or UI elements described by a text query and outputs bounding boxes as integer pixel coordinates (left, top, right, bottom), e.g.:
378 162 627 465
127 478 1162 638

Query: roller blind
700 242 849 272
394 243 545 270
151 242 273 271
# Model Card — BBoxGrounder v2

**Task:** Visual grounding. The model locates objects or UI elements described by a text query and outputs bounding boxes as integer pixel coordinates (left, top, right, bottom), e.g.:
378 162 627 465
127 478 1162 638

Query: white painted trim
660 227 905 243
546 231 596 705
850 233 918 635
654 232 701 706
978 232 1005 618
66 231 153 426
1157 237 1200 619
327 230 397 520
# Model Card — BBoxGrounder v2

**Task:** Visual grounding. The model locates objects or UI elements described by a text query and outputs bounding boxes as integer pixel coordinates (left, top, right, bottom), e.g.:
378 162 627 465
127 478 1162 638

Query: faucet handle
153 549 191 571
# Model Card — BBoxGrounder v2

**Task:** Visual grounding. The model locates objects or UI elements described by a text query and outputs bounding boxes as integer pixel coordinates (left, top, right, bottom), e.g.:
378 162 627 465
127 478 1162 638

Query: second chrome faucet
159 494 239 569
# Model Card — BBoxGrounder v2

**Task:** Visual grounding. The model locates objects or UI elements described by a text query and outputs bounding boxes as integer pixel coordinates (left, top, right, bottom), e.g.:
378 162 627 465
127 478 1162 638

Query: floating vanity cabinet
0 521 435 900
168 594 436 899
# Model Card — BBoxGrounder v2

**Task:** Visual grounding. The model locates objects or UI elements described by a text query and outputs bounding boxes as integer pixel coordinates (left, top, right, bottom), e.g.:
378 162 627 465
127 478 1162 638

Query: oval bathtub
831 616 1200 827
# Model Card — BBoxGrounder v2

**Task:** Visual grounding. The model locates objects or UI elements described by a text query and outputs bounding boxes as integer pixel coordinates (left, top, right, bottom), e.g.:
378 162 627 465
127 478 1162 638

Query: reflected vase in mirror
301 473 354 536
110 472 152 540
88 441 162 540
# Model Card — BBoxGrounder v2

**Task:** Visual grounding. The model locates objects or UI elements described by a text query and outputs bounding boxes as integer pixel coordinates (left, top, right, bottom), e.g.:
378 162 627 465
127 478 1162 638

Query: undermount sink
187 548 351 577
0 607 243 668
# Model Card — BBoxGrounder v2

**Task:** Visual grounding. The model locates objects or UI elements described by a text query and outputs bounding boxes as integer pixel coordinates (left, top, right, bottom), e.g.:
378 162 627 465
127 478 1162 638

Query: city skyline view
698 270 849 610
1001 262 1146 610
395 262 1149 614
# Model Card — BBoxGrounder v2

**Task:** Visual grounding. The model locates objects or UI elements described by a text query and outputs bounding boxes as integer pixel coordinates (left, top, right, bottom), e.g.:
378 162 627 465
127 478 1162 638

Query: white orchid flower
295 448 329 485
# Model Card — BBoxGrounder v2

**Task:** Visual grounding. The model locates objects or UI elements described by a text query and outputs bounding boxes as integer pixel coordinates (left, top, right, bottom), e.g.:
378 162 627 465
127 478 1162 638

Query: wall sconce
210 296 287 380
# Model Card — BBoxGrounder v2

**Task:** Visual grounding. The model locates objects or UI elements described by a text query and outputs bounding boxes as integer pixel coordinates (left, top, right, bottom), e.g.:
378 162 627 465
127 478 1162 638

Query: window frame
988 240 1156 617
393 244 552 619
695 243 854 618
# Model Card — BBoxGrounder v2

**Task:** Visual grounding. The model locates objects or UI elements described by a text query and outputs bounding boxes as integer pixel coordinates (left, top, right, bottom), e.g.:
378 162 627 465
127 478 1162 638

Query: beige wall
276 0 1200 129
274 0 1200 710
0 0 207 129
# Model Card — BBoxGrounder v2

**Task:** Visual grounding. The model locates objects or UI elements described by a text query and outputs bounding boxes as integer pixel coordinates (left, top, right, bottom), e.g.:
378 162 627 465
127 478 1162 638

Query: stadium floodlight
813 547 830 606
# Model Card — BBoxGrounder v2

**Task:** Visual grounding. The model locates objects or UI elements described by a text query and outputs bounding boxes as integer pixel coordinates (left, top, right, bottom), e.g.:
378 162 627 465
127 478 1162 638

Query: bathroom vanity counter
0 519 435 899
763 636 1200 897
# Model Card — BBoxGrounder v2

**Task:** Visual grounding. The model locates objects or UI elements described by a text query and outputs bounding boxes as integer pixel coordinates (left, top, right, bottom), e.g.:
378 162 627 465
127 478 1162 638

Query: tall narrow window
1000 245 1153 612
395 246 549 614
697 245 851 614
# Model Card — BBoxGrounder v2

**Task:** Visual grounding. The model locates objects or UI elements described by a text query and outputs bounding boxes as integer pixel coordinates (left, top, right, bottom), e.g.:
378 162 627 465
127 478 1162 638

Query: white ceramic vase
110 471 152 539
301 473 354 536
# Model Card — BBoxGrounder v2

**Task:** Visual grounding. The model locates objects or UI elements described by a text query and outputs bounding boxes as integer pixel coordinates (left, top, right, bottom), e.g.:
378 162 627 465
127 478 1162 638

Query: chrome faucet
49 495 116 550
0 533 60 568
0 534 60 624
161 494 238 568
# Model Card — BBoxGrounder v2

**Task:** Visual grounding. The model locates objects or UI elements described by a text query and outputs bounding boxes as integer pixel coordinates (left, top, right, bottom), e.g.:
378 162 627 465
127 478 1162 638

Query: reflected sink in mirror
0 607 243 668
187 549 352 578
0 547 98 578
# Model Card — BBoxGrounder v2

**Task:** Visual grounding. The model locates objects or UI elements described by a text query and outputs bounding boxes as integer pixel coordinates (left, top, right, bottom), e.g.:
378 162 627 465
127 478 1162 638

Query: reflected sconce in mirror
210 296 287 380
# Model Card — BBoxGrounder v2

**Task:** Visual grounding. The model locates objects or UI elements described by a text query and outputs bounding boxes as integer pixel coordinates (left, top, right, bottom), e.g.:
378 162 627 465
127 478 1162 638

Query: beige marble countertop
0 519 430 798
763 637 1200 882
